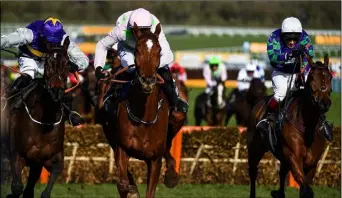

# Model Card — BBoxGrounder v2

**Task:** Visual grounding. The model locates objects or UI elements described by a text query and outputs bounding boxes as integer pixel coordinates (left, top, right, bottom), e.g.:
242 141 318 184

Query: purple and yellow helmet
41 17 65 44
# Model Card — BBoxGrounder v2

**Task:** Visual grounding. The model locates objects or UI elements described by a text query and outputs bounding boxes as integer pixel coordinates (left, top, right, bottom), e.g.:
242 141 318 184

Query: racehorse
98 23 186 198
224 78 266 126
247 55 333 198
194 81 226 126
5 37 74 198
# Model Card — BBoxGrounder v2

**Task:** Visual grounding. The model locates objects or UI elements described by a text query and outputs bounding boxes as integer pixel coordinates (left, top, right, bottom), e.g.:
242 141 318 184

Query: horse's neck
126 84 162 119
289 95 321 129
27 86 62 113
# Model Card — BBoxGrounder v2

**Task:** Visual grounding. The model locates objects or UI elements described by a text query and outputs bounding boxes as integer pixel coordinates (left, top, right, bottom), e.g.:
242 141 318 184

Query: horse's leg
163 126 180 188
286 151 313 198
248 133 267 198
7 154 25 198
194 107 202 126
127 170 140 198
115 146 131 198
145 158 162 198
40 152 64 198
271 162 289 198
23 164 43 198
8 118 25 198
224 103 234 126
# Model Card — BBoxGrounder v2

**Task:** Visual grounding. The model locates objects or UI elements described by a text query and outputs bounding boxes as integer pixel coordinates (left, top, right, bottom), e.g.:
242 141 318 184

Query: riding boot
157 67 189 113
63 93 85 127
102 83 122 115
256 97 278 133
320 114 333 141
2 74 33 99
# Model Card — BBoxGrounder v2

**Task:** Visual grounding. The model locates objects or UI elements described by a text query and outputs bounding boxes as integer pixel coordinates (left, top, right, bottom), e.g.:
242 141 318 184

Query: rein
100 65 164 85
23 99 64 126
125 99 164 126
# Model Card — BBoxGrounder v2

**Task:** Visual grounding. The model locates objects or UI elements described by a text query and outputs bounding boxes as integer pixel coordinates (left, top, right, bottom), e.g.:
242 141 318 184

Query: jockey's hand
291 45 306 58
295 73 305 89
68 61 79 73
95 67 110 80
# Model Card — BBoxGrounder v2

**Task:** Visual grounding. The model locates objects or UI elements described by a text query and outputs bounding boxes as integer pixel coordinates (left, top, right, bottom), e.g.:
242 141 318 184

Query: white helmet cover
129 8 152 28
281 17 302 33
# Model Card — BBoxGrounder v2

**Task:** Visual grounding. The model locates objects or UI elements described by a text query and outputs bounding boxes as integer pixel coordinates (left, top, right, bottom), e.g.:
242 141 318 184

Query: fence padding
1 125 340 187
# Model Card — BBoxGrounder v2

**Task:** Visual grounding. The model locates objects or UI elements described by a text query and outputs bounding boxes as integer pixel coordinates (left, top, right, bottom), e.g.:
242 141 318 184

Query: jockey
227 61 265 103
0 17 89 126
203 56 227 105
94 8 189 113
170 62 187 83
256 17 332 141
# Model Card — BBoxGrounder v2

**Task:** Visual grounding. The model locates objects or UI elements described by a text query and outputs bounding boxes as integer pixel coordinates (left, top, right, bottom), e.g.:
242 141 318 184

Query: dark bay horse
5 37 72 198
224 78 266 126
248 55 333 198
194 82 226 126
99 23 186 198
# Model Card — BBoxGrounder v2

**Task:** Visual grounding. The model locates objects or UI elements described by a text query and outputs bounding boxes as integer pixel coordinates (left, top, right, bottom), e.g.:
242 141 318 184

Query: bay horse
247 55 333 198
224 78 266 126
99 23 186 198
194 81 226 126
5 37 73 198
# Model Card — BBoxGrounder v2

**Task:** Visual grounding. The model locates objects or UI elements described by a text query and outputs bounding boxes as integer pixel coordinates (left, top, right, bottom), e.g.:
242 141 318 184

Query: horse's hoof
164 168 180 188
40 191 50 198
6 194 18 198
271 190 285 198
300 185 314 198
23 189 34 198
11 184 24 197
127 192 140 198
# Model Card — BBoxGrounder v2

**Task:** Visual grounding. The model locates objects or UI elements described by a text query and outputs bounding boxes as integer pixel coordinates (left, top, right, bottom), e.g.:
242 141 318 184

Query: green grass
186 88 341 126
1 184 340 198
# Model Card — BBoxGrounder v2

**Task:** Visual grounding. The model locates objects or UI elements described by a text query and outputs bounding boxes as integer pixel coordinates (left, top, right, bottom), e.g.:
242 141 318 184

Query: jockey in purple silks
1 17 89 126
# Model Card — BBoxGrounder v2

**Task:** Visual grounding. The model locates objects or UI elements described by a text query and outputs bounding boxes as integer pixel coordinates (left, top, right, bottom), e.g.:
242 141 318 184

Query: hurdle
169 126 299 188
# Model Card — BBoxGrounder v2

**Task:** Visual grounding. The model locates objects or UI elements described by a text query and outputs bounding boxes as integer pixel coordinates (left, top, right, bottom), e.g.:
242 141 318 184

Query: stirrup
256 118 269 130
69 111 85 126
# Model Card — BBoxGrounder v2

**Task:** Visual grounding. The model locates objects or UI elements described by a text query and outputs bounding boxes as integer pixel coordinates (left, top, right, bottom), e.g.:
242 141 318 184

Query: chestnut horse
99 23 186 198
5 37 72 198
248 55 333 198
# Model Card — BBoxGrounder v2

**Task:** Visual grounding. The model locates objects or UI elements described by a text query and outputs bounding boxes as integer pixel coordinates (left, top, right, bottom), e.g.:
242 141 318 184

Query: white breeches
18 57 44 79
237 81 250 91
272 70 309 102
205 83 224 105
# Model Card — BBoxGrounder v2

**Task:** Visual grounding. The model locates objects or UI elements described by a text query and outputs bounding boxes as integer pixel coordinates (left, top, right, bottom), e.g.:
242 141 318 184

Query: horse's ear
132 22 142 39
306 54 314 67
63 36 70 51
154 23 161 37
324 54 329 67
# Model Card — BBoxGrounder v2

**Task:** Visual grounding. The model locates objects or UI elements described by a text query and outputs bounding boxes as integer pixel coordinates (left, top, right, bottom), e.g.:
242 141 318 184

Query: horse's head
306 54 333 112
248 78 267 99
43 36 70 102
132 22 162 94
